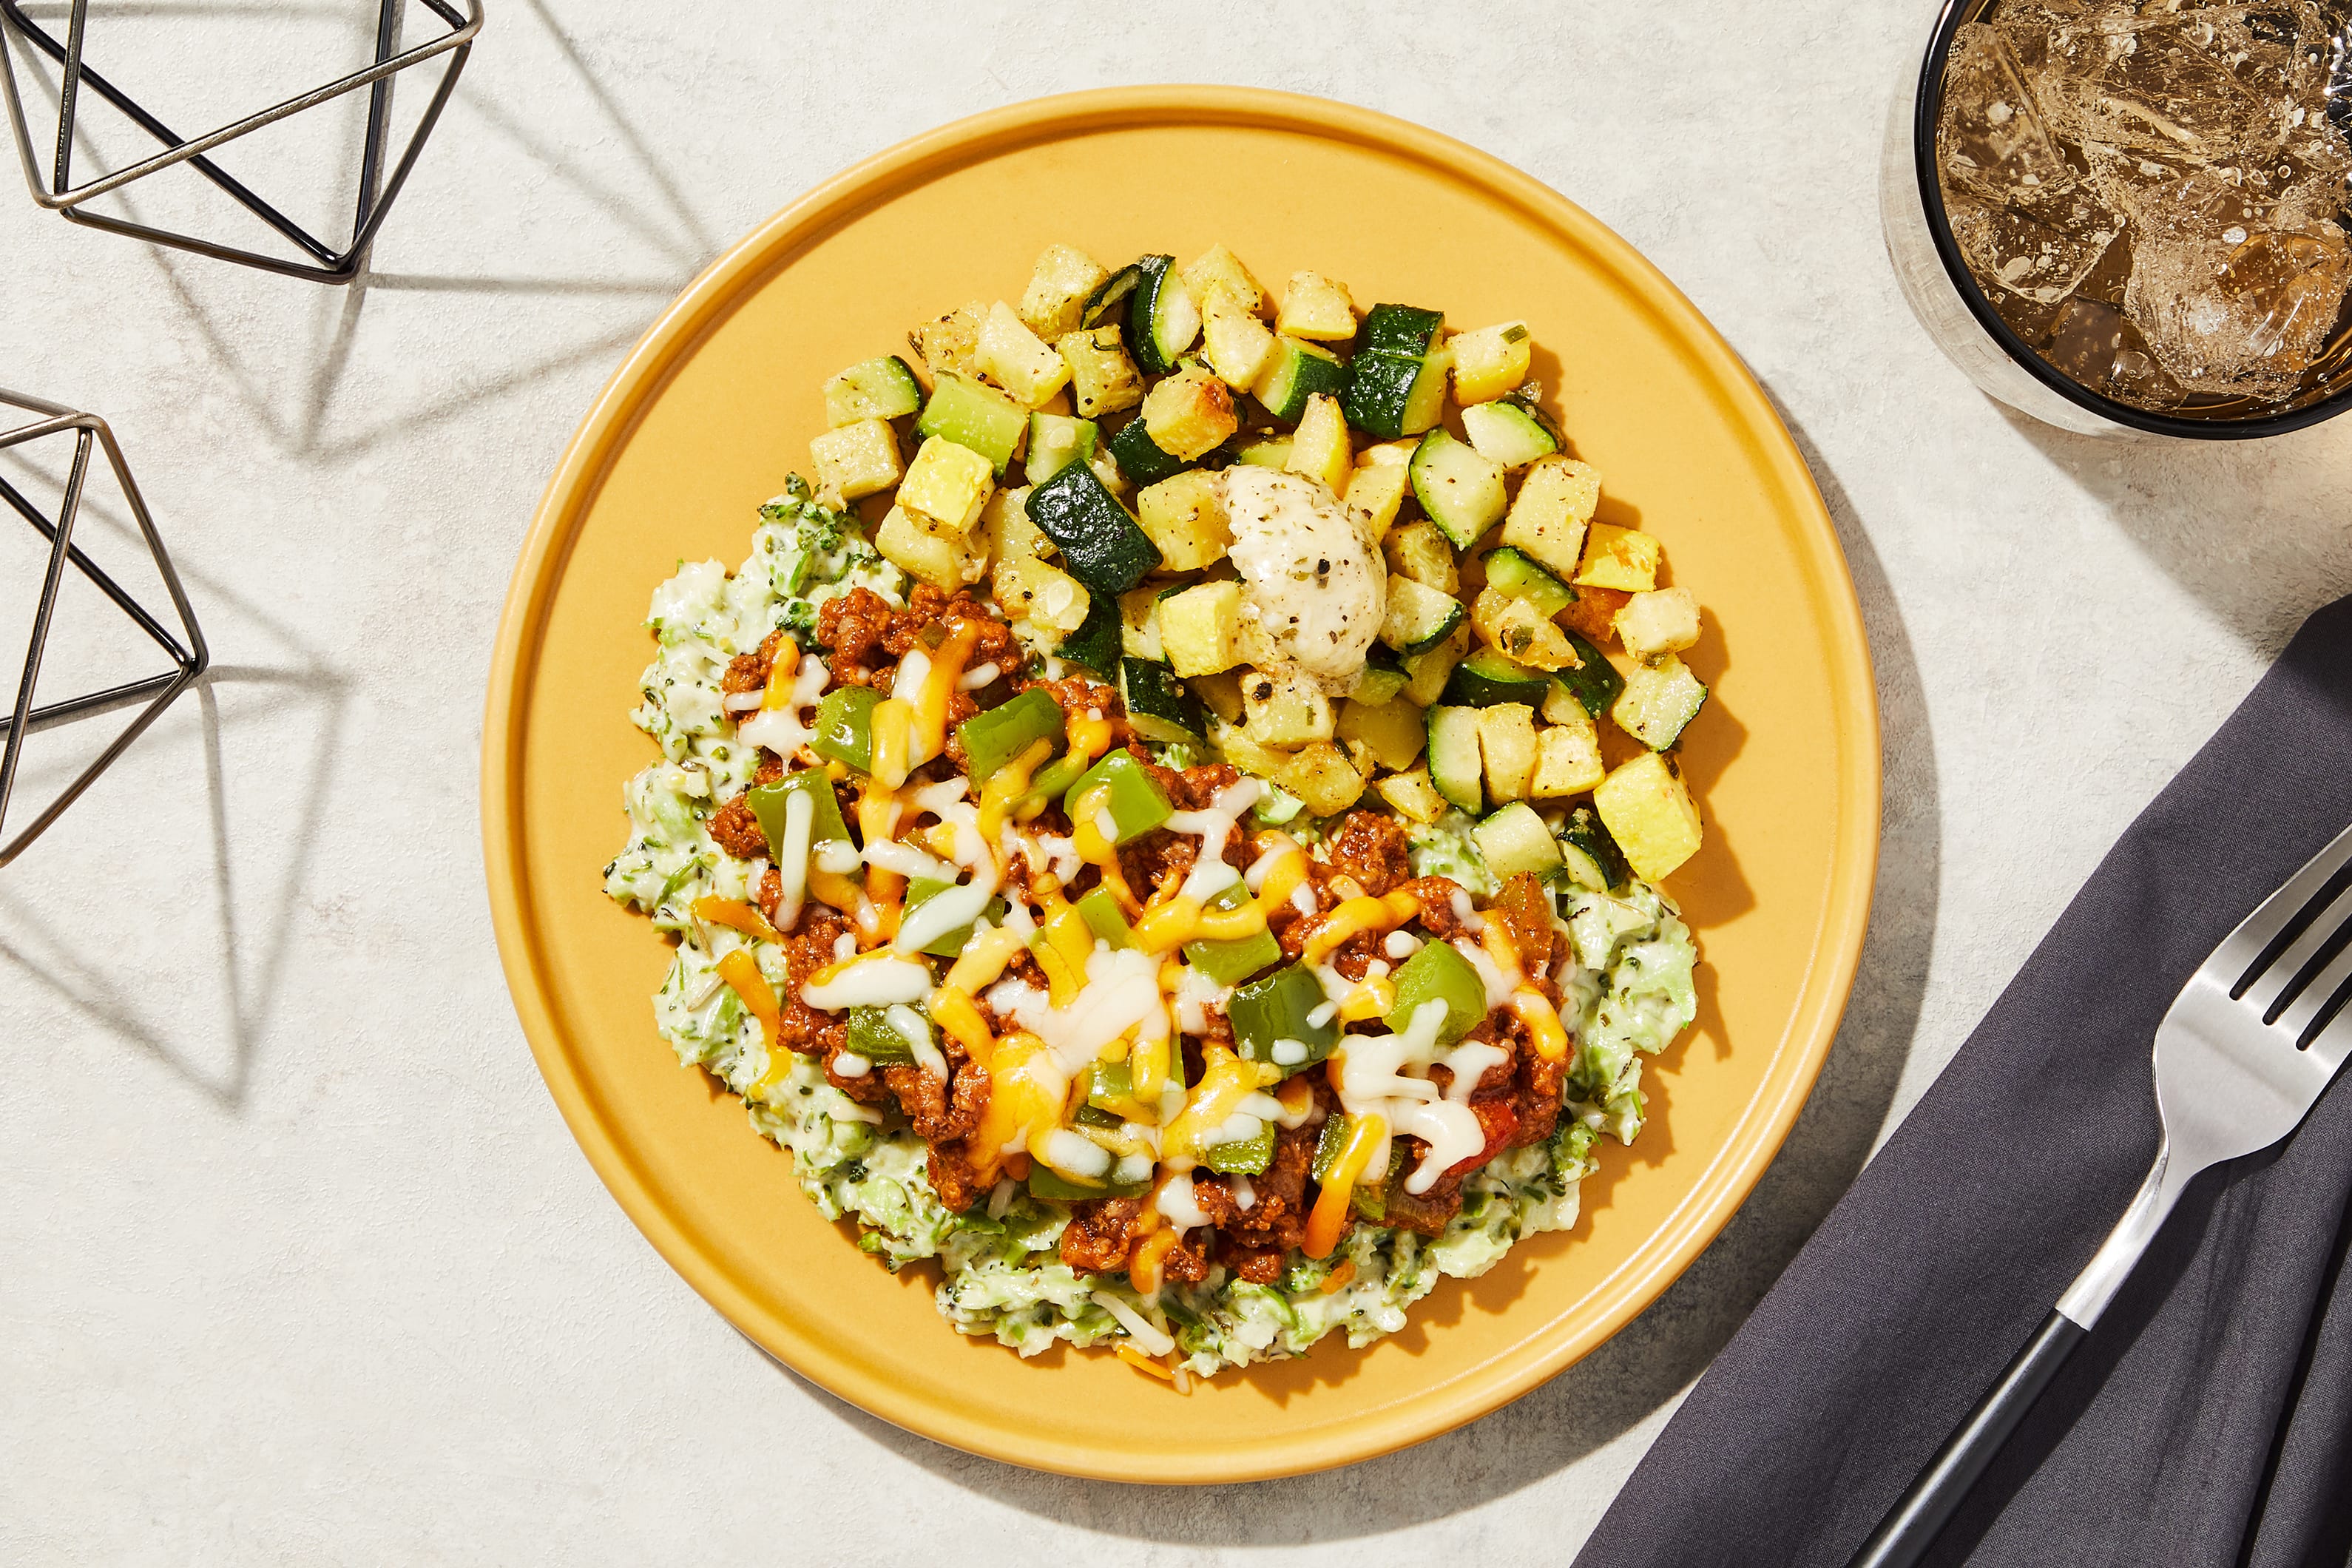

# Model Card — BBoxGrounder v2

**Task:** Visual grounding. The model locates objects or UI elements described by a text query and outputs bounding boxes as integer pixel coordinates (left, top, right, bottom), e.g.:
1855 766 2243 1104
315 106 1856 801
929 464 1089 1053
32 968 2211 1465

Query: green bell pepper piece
1182 882 1280 987
1201 1124 1275 1175
810 685 878 772
1383 939 1484 1047
1075 886 1135 950
1027 1166 1151 1203
746 768 851 857
846 1004 923 1067
956 687 1066 780
1019 752 1090 814
1228 963 1340 1072
903 876 1009 959
1063 750 1172 845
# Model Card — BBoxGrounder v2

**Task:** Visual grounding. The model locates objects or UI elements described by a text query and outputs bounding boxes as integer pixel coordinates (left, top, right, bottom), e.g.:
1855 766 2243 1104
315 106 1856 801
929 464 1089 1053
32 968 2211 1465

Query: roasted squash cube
1181 243 1267 316
1135 469 1231 571
1576 523 1663 592
1448 321 1534 404
1472 587 1581 671
1373 766 1447 825
896 436 995 535
1285 392 1353 496
1384 519 1459 595
976 300 1072 408
1140 365 1237 462
1055 325 1145 418
1530 714 1606 798
1613 586 1700 658
1159 581 1243 677
1277 270 1359 341
1336 696 1426 773
807 417 902 504
993 553 1091 635
1593 751 1702 882
1276 740 1365 817
1476 704 1540 802
1501 455 1601 581
879 504 987 591
909 302 984 382
1018 244 1109 339
1400 626 1471 708
1344 461 1410 543
1242 666 1335 746
1200 284 1277 391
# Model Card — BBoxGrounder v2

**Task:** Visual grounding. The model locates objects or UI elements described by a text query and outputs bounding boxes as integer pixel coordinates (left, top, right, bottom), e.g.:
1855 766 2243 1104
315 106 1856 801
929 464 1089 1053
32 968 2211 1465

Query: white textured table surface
6 4 2350 1562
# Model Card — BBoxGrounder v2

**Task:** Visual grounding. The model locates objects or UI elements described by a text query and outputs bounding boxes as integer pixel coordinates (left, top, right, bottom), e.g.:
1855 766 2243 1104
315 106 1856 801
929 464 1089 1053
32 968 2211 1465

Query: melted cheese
801 951 932 1010
735 647 830 757
1334 998 1487 1196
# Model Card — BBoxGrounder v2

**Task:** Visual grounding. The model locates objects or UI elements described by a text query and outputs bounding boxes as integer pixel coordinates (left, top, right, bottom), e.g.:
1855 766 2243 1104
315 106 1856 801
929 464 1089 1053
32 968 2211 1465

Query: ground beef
824 584 1025 696
1383 1161 1464 1236
1322 809 1412 898
1558 586 1629 644
883 1034 989 1143
1512 1050 1567 1149
1059 1196 1149 1274
773 911 853 1063
1158 1233 1211 1285
1489 872 1558 977
707 795 768 859
1217 1240 1288 1286
1166 760 1243 811
1221 1117 1317 1257
1017 673 1129 746
927 1143 993 1214
1396 876 1470 939
722 629 785 696
814 586 896 686
1118 828 1196 900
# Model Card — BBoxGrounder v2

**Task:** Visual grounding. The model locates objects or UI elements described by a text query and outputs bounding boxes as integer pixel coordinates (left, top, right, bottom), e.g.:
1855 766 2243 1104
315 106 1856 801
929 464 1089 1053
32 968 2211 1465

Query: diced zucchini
993 553 1091 638
1126 254 1202 376
1106 416 1193 487
1134 469 1231 571
909 302 984 381
822 354 922 426
1020 245 1110 339
1379 575 1465 655
1614 587 1701 658
1481 545 1574 615
1448 321 1532 405
1160 580 1243 677
1055 325 1145 417
1425 706 1484 814
1233 435 1292 469
1200 284 1277 390
807 417 902 504
1501 456 1600 584
1081 263 1144 329
1335 696 1425 772
1181 244 1267 315
1470 587 1581 671
915 376 1027 476
1251 336 1348 424
1356 304 1443 358
1442 645 1550 708
1057 590 1121 675
1557 803 1631 891
1385 519 1459 595
1530 712 1606 798
1550 627 1626 718
1241 666 1335 746
1460 399 1560 468
1593 751 1702 882
1476 703 1539 801
1277 270 1359 340
1024 460 1162 594
1577 523 1663 592
1192 668 1246 724
1024 412 1098 484
1273 740 1365 817
976 300 1072 408
1140 365 1237 462
1285 393 1353 496
1123 656 1206 744
1612 654 1709 749
896 435 996 535
1354 645 1410 705
1400 626 1472 708
1473 801 1562 879
1119 585 1166 660
1343 460 1410 542
877 504 987 591
1343 305 1450 441
1408 428 1508 548
1374 766 1447 824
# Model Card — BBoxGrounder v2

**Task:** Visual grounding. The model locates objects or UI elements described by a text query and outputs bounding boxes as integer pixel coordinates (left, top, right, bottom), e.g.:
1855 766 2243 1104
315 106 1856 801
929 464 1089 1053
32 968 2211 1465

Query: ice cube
1941 23 2083 206
1948 186 2123 304
2082 141 2334 238
2040 295 2189 406
2031 7 2296 160
2124 220 2352 394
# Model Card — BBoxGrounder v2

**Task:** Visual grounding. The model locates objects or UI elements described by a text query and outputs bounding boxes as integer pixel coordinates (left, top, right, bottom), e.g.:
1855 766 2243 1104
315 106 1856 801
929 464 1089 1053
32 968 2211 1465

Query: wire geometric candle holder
0 388 206 869
0 0 481 282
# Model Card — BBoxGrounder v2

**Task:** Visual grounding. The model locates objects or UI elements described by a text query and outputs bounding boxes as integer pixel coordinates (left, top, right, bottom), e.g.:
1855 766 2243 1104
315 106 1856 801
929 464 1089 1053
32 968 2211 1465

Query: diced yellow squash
1400 626 1471 707
1160 581 1243 677
1200 285 1277 391
1344 461 1410 543
1234 435 1291 469
808 417 902 504
1181 244 1266 316
1614 586 1700 658
1384 519 1459 594
1336 696 1426 772
1018 244 1109 339
1055 325 1145 417
1192 669 1246 725
1530 713 1606 798
1356 439 1418 468
979 484 1045 561
1135 469 1231 571
1449 321 1533 404
1501 456 1601 581
896 436 996 535
1212 721 1293 782
1275 740 1365 817
1541 680 1588 727
1119 585 1166 660
1140 365 1238 462
1285 392 1353 496
1277 270 1358 341
1476 704 1541 802
1577 523 1663 592
992 553 1091 635
1472 587 1582 671
1374 766 1447 825
879 504 987 592
909 302 984 382
1593 751 1703 882
976 301 1072 408
1241 666 1335 747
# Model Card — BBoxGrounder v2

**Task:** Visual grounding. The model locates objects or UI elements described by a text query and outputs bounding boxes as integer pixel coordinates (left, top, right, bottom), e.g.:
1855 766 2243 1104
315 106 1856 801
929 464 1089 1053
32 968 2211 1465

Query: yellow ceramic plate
483 87 1878 1483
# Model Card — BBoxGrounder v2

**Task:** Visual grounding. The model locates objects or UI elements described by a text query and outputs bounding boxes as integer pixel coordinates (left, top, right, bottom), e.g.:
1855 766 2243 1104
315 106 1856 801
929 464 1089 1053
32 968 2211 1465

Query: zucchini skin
1120 656 1206 744
1254 337 1348 424
1058 591 1123 677
1127 254 1183 375
1342 351 1424 439
1106 417 1192 487
1483 547 1575 615
1550 628 1626 718
1025 461 1165 595
1357 303 1444 357
1426 705 1484 814
1082 263 1143 330
1442 646 1550 707
1559 804 1630 891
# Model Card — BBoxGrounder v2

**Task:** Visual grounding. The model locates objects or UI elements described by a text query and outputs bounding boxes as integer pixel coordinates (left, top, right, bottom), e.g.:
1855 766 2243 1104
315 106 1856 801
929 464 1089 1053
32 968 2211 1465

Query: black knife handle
1845 1309 2089 1568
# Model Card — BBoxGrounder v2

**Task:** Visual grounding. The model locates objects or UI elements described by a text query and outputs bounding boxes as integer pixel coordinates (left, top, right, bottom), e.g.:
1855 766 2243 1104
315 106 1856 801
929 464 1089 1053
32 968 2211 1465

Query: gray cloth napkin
1575 595 2352 1568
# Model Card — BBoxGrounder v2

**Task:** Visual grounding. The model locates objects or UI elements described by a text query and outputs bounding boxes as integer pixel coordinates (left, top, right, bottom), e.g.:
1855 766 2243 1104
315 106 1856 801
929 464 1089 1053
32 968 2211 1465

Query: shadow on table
1997 408 2352 658
751 396 1944 1541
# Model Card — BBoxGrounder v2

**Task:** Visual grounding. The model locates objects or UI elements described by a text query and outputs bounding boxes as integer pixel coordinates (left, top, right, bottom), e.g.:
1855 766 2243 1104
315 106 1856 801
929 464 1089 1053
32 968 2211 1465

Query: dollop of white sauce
1220 467 1384 692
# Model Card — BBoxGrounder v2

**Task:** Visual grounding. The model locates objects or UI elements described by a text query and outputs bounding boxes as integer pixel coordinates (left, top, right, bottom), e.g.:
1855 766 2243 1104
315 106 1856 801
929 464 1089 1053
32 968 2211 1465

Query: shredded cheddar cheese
693 895 779 944
1303 1112 1386 1260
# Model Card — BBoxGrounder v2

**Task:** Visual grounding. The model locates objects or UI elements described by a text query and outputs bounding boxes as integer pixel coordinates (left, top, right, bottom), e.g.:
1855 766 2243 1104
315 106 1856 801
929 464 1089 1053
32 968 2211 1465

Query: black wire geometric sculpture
0 0 481 283
0 388 206 868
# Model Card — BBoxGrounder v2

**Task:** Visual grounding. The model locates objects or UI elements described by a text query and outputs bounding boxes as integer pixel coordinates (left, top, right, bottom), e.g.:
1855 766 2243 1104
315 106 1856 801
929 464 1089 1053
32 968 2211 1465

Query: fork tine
2245 873 2352 1018
2274 911 2352 1044
2220 822 2352 1001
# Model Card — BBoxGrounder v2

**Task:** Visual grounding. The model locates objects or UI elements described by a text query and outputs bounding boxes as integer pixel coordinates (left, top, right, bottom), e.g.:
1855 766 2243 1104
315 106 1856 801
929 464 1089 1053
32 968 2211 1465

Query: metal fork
1851 820 2352 1568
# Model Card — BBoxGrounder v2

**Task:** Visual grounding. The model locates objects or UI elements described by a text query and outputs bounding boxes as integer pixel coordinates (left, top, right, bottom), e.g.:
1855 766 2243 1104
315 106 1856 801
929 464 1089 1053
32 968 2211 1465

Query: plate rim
481 84 1882 1483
